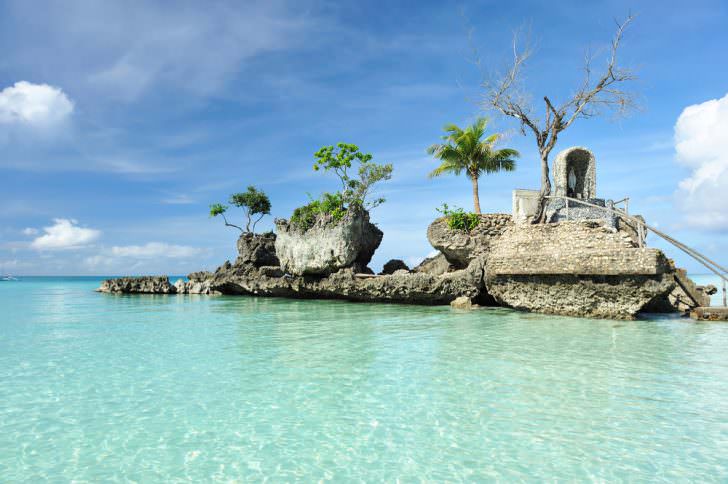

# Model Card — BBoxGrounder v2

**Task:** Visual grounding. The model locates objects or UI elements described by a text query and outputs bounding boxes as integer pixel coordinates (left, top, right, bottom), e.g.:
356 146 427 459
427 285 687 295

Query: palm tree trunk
471 176 481 214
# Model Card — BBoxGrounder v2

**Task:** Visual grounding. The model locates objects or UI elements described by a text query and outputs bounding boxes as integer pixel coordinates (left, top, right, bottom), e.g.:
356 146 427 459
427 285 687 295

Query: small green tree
210 185 271 233
313 143 393 210
290 143 393 231
427 118 519 214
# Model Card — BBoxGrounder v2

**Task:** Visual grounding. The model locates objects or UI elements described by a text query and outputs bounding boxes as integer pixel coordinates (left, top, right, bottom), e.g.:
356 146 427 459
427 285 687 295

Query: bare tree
484 14 637 221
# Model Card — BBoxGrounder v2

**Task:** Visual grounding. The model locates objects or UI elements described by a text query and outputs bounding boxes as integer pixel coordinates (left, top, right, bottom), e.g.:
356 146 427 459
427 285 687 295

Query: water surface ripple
1 277 727 481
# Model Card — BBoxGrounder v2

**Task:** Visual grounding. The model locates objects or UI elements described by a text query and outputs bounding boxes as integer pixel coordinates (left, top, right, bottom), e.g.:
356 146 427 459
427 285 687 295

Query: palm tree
427 118 519 214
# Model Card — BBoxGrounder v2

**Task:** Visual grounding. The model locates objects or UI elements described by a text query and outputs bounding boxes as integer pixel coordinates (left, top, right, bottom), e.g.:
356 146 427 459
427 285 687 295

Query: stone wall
487 221 671 276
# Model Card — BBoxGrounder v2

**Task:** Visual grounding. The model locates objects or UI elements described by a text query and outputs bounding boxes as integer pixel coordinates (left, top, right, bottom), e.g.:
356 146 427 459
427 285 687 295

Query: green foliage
229 186 271 217
290 192 346 231
312 143 393 210
427 117 518 213
209 203 228 217
210 185 271 233
436 203 481 232
289 143 393 231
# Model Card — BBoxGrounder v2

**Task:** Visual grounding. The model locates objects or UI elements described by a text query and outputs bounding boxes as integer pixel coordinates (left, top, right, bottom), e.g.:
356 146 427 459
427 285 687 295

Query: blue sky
1 0 727 275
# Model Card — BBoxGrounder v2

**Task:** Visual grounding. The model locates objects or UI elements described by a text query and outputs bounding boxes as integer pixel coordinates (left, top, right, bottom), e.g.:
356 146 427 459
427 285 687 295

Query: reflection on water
0 277 727 481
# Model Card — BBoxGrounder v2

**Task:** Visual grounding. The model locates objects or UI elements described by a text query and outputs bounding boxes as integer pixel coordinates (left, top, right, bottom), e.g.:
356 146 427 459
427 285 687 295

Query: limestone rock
485 221 676 319
380 259 409 275
205 254 488 305
97 276 176 294
450 296 473 310
427 214 512 268
412 252 452 276
274 208 382 276
236 232 279 267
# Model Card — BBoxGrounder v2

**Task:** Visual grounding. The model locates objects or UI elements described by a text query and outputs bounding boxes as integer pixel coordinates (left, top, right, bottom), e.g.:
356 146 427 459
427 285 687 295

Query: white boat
0 275 18 281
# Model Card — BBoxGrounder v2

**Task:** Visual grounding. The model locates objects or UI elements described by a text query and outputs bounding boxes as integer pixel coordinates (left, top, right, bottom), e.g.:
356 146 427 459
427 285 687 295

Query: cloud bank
675 92 728 231
31 219 100 250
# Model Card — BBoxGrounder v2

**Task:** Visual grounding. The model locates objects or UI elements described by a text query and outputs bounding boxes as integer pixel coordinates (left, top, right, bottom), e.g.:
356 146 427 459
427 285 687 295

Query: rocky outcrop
487 273 674 319
412 252 452 276
380 259 409 275
97 276 176 294
174 271 217 294
96 209 708 321
427 214 512 268
450 296 474 310
205 255 487 305
643 266 713 313
237 232 279 267
274 209 383 276
485 221 676 319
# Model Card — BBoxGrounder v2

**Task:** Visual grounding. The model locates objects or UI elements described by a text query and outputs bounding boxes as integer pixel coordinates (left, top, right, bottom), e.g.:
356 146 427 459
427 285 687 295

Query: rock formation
427 214 512 268
98 212 701 320
380 259 409 275
97 276 176 294
412 252 452 276
237 232 279 267
274 209 382 276
484 221 676 319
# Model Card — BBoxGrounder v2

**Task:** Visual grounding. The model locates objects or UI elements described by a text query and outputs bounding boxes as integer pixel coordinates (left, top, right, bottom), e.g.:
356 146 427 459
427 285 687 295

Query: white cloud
110 242 201 259
31 219 101 250
162 194 195 205
674 93 728 231
0 81 73 126
22 227 39 236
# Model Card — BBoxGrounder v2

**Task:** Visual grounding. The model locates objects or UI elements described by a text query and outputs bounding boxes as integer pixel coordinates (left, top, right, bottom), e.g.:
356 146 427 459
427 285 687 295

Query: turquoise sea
1 276 727 481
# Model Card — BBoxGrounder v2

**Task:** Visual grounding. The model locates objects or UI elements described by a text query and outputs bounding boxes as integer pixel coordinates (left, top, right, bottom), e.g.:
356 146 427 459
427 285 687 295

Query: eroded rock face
174 273 217 295
97 276 176 294
274 209 383 276
487 274 675 319
412 252 452 276
485 221 677 319
380 259 409 275
205 255 487 305
450 296 473 310
427 214 512 268
237 232 279 267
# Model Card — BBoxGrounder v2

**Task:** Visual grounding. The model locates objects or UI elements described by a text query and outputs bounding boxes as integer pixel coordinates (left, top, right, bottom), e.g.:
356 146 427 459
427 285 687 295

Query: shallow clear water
1 277 727 481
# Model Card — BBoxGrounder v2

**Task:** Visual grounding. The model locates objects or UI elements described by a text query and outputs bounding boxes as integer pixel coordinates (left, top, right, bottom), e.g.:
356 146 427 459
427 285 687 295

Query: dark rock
380 259 409 275
412 252 452 276
205 255 488 305
97 276 176 294
237 232 279 267
187 271 213 282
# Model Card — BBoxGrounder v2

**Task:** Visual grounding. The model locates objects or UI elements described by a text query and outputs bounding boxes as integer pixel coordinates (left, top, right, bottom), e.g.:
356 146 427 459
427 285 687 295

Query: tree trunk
471 176 481 214
539 152 551 197
534 151 552 223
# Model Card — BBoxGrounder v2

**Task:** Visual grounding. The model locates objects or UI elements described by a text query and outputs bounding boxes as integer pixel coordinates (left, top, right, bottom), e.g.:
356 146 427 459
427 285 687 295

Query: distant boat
0 275 18 281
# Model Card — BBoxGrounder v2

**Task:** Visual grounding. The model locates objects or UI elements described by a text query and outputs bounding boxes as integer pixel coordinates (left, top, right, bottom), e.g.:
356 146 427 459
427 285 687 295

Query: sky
1 0 727 276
